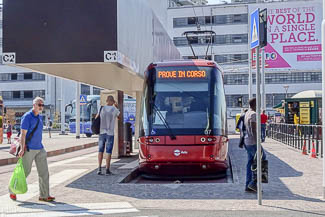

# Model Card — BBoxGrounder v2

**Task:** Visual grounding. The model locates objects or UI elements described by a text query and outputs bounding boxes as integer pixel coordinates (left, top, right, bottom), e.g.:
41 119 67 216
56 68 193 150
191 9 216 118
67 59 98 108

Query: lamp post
283 85 289 99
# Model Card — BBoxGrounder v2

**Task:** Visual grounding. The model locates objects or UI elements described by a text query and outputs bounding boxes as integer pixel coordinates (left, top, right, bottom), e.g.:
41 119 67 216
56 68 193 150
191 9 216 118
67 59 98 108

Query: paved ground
0 133 98 166
0 135 324 217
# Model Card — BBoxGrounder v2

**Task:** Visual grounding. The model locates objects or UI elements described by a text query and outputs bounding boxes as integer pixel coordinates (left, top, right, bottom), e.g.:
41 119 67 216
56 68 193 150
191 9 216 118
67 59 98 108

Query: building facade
167 0 322 117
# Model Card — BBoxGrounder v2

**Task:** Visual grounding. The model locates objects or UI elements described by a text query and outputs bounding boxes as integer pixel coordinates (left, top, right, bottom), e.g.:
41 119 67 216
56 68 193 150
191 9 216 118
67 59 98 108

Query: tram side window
140 86 150 135
213 72 227 134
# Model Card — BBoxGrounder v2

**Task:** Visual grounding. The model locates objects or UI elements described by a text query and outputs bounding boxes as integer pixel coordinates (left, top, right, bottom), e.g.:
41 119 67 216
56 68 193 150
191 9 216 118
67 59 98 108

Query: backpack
91 106 103 135
49 120 53 127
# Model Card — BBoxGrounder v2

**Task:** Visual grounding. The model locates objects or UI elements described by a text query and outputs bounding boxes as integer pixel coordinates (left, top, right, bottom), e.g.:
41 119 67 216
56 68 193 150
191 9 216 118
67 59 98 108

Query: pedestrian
47 117 52 138
96 95 120 175
6 121 12 144
244 98 266 192
261 110 268 142
236 109 248 149
9 97 55 202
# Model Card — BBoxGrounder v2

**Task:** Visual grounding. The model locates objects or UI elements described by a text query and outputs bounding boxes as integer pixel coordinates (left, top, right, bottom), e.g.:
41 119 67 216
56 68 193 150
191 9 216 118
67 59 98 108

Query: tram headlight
202 165 207 169
207 138 213 142
155 138 160 143
200 137 206 143
148 138 154 143
154 165 159 170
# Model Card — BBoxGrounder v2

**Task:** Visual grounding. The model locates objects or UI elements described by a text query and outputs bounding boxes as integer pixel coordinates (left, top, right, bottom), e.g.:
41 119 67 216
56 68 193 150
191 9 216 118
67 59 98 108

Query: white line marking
1 202 139 216
0 169 88 203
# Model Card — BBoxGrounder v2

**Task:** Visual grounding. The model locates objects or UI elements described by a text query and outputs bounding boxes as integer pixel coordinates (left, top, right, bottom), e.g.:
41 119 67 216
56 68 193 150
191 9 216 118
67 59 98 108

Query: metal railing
267 123 323 158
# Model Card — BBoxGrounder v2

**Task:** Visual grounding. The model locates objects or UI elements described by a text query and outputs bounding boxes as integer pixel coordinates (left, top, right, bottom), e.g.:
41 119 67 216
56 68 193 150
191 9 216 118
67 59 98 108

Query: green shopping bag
9 158 28 194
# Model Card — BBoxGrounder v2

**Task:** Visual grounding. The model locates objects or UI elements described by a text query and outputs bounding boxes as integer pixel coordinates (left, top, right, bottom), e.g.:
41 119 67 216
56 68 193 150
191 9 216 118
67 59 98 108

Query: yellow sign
300 108 310 124
158 70 206 79
310 101 314 107
300 102 309 108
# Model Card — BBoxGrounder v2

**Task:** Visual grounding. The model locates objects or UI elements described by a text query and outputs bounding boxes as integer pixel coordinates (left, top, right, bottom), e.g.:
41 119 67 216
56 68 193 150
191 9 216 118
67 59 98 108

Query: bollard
311 140 317 158
302 139 307 155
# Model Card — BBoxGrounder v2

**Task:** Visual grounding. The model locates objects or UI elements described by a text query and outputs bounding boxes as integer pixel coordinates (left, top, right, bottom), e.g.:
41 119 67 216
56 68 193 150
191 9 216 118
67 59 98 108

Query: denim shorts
98 134 114 154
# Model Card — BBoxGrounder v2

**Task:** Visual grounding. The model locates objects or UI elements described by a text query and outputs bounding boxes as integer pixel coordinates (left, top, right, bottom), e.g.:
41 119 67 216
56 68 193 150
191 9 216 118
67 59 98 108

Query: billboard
250 1 322 70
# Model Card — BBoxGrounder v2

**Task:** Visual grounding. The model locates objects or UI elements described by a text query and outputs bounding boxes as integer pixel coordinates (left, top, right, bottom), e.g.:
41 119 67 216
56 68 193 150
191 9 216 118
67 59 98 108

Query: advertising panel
250 1 322 70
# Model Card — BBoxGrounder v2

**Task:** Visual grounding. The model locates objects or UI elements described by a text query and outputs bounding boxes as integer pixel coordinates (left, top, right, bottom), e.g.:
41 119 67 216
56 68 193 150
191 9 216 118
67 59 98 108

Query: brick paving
1 134 325 214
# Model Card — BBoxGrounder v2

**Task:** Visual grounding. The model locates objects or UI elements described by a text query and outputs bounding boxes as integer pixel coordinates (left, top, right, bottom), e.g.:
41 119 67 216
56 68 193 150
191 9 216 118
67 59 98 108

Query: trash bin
123 122 132 156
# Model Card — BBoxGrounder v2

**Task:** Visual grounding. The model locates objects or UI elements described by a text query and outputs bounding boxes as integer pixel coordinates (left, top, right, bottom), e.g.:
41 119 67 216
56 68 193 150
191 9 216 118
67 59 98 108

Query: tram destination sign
157 70 207 79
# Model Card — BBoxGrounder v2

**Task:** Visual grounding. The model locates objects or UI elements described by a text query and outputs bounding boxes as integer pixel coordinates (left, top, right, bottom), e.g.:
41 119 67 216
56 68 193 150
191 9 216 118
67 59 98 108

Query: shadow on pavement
66 138 322 202
17 201 102 216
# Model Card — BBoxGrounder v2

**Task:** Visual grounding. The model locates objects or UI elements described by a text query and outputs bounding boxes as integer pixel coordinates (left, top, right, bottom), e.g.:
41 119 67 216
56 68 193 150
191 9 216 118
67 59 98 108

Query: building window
24 73 33 80
11 73 17 80
34 90 45 99
24 91 33 99
93 87 101 95
173 14 247 28
226 94 249 108
214 35 227 44
173 37 188 46
215 54 248 65
33 72 45 80
183 55 211 60
81 84 90 95
1 91 11 100
214 15 227 24
173 17 187 27
188 17 197 25
0 73 10 81
205 16 213 24
13 91 20 99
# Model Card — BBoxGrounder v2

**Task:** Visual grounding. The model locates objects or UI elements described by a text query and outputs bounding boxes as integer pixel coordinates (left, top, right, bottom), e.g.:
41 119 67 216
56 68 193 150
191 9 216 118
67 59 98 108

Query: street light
283 85 289 99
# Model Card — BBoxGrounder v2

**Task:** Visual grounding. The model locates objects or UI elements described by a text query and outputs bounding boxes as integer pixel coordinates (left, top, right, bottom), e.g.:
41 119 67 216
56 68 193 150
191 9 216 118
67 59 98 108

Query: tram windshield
140 65 226 136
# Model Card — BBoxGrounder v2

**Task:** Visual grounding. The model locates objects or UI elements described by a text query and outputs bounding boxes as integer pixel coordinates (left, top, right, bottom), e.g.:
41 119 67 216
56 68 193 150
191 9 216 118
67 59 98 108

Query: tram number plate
204 129 211 135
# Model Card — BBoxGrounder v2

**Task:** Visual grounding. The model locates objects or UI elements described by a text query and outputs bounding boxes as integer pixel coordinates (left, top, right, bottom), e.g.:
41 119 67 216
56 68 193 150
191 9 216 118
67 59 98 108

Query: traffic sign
80 95 87 105
250 8 260 49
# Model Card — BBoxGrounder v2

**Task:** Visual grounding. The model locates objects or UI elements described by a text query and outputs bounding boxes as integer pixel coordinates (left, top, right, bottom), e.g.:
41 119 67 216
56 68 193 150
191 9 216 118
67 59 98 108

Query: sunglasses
38 104 45 107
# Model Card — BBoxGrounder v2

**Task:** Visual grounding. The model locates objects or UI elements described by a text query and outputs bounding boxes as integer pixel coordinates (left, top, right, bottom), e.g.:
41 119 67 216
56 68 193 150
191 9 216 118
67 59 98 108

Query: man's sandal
39 196 55 202
9 194 16 201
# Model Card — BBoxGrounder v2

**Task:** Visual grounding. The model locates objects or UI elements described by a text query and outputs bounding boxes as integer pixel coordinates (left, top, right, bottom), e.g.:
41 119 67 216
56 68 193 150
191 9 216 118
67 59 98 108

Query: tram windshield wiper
152 103 176 140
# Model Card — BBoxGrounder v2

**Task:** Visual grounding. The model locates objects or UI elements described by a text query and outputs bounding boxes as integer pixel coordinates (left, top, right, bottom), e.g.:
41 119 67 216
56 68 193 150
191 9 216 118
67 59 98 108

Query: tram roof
151 59 223 72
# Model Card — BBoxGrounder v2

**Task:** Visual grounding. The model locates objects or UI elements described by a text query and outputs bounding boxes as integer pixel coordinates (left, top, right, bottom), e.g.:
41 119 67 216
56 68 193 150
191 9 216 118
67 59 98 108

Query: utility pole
250 7 267 205
261 48 266 111
59 78 66 135
321 0 325 199
76 82 80 139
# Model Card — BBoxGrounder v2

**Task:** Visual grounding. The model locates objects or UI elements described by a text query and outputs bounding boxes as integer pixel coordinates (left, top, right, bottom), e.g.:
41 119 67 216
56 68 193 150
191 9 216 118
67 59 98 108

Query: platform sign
250 8 260 49
80 95 87 105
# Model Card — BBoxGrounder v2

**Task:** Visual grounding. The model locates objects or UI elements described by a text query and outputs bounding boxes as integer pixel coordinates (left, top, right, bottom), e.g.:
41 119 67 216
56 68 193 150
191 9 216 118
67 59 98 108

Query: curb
0 142 97 166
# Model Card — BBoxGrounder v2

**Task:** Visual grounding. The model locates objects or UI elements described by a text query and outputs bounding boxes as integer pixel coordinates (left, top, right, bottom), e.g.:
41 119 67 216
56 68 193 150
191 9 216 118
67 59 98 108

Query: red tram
138 60 228 177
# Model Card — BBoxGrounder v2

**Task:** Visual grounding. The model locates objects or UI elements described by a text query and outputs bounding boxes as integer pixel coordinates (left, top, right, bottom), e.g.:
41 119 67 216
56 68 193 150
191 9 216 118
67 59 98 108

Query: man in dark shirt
244 98 266 192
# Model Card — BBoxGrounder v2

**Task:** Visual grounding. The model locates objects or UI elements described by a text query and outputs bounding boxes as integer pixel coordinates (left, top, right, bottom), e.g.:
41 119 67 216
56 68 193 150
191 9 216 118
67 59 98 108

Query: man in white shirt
97 95 120 175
